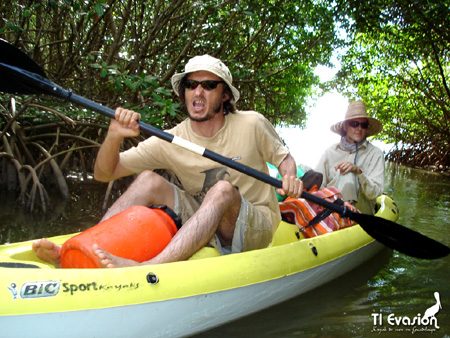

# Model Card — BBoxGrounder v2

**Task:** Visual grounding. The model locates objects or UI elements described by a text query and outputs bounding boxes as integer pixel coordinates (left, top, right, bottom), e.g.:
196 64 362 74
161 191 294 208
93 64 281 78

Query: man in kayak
33 55 303 267
315 100 384 214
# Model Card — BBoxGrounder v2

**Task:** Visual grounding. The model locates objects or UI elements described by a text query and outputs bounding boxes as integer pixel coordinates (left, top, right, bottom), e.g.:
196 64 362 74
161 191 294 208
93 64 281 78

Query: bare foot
92 244 143 268
32 239 62 268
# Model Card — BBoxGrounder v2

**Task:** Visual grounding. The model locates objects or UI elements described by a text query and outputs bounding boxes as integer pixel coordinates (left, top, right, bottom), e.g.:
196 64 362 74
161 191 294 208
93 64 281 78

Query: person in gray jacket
315 100 384 214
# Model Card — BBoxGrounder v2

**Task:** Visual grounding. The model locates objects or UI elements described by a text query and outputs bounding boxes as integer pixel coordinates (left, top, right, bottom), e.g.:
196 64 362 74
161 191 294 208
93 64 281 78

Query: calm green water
1 164 449 337
198 163 450 338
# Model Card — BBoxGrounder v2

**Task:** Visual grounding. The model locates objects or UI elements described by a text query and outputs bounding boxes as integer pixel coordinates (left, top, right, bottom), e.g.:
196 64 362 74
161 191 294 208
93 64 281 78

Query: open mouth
193 100 206 110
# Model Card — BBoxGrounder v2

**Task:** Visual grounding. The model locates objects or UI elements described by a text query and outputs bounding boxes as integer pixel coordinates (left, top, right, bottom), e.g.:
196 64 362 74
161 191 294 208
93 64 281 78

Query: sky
276 64 390 169
277 91 348 169
276 62 348 169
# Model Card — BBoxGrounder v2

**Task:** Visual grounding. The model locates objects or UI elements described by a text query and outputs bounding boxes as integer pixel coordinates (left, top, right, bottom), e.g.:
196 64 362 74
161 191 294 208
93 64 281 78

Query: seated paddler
315 100 385 214
32 55 303 268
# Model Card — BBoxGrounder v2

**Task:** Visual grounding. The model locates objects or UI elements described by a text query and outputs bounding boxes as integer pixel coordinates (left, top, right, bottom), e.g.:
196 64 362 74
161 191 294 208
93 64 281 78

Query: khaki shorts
172 185 273 254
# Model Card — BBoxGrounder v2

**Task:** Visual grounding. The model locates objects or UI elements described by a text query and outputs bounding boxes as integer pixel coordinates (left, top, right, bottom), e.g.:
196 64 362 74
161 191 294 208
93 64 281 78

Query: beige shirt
315 140 385 214
119 110 289 229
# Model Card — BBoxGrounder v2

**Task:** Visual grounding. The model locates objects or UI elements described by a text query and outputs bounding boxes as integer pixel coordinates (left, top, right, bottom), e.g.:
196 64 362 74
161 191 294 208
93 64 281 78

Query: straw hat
171 55 240 103
330 100 382 137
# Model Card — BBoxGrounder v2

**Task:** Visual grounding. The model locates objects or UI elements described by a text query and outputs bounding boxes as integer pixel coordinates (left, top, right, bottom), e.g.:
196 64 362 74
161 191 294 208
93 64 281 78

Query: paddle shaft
72 87 343 214
70 91 293 191
0 62 356 217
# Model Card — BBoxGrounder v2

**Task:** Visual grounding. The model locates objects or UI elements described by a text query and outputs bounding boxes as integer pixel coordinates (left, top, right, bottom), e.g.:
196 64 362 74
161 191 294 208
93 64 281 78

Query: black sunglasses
347 120 369 129
184 79 224 91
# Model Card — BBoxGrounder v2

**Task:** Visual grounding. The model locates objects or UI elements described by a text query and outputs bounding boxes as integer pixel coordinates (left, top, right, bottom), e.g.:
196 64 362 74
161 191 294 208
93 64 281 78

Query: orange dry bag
60 205 181 268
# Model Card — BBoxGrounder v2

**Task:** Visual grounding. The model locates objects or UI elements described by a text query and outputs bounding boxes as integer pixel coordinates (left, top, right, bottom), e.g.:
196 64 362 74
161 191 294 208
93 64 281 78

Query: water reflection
386 163 450 242
197 249 394 338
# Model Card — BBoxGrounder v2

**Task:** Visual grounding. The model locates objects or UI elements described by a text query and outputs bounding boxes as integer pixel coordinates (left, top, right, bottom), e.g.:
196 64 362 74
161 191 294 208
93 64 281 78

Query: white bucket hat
331 100 382 137
171 55 240 103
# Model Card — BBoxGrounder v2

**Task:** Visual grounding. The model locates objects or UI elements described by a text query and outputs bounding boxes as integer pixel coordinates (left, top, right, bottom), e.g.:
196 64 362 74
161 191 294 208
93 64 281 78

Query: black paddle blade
0 39 48 95
349 211 450 259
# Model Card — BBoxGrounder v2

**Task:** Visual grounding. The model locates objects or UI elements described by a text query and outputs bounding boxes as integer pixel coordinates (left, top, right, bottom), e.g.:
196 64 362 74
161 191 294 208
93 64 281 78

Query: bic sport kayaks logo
7 280 141 300
8 280 61 300
371 292 442 334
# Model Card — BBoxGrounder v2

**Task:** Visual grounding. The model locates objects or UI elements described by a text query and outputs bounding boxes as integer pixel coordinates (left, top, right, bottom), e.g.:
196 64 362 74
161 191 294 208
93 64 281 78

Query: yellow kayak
0 195 398 338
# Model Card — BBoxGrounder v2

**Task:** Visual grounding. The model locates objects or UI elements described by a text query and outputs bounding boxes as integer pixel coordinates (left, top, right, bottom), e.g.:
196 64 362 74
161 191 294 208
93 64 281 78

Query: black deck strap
0 262 41 268
305 199 345 228
148 205 182 230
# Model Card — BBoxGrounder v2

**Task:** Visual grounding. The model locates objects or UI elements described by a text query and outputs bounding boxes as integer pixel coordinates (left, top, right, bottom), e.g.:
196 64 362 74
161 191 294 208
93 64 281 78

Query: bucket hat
171 55 240 103
330 100 382 137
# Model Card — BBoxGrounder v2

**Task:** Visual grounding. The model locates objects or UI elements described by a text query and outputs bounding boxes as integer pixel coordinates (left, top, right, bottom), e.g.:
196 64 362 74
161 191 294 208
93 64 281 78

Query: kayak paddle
0 39 449 260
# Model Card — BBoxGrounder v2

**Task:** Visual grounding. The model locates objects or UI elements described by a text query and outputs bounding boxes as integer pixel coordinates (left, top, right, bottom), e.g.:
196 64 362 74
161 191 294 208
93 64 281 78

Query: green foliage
2 0 448 174
332 0 450 168
1 0 449 214
0 0 341 211
0 0 338 127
